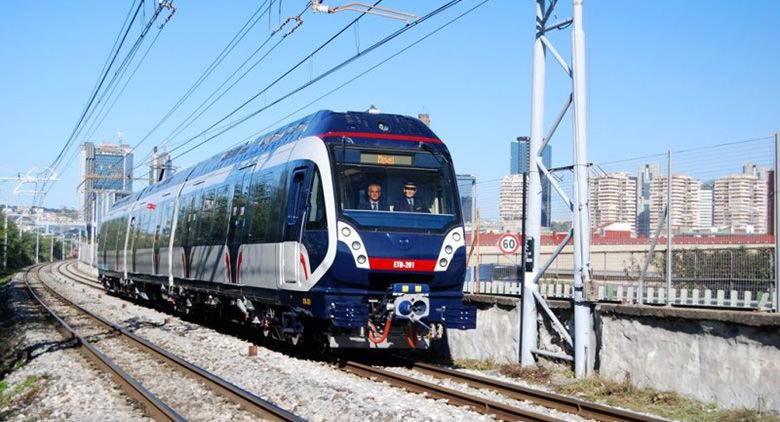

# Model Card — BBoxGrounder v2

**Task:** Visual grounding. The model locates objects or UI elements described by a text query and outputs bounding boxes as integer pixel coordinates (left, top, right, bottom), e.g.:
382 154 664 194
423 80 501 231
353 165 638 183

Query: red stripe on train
368 258 437 272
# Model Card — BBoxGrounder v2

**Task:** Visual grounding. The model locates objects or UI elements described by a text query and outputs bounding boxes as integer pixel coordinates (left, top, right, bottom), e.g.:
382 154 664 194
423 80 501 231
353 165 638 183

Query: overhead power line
211 0 493 159
47 0 146 175
164 0 464 164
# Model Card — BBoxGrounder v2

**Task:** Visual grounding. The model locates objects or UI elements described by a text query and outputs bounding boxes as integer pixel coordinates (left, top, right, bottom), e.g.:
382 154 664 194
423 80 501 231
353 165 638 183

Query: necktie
408 198 413 208
372 202 377 210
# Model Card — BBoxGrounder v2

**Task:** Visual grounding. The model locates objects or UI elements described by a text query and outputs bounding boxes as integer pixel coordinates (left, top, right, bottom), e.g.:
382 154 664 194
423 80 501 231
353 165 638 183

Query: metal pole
91 193 97 266
49 234 54 262
666 149 673 304
521 0 546 367
61 234 65 260
35 229 39 264
774 132 779 312
3 205 7 272
571 0 593 377
472 178 477 283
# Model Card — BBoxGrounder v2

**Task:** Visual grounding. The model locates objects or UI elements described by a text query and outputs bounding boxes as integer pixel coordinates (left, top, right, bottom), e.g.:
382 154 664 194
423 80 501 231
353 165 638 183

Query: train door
152 202 163 275
227 166 252 284
282 165 312 285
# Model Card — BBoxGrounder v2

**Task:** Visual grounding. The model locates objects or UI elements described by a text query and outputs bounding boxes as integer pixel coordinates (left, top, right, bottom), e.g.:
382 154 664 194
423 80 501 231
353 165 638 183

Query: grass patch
550 376 778 422
498 363 553 384
0 375 43 410
0 274 11 286
452 359 499 371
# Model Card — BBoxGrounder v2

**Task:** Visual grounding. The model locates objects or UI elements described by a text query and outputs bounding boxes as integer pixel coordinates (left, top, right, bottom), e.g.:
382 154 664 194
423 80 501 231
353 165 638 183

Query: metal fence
466 135 779 310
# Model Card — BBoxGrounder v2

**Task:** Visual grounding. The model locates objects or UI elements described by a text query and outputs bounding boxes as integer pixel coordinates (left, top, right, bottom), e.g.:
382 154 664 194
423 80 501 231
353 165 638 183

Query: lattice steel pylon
521 0 594 377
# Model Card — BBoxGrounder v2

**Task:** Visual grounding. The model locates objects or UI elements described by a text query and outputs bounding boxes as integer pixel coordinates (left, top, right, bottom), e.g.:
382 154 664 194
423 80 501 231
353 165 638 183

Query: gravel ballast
0 272 150 421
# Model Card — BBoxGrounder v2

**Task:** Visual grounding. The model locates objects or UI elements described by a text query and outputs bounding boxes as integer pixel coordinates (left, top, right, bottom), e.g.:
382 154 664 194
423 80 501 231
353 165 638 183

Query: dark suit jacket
392 196 429 213
358 200 388 211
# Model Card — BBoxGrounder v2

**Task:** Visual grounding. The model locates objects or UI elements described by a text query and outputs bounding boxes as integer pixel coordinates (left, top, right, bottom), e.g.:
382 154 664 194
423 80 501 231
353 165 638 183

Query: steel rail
60 261 105 291
405 360 665 422
23 265 185 422
33 263 303 422
337 360 560 421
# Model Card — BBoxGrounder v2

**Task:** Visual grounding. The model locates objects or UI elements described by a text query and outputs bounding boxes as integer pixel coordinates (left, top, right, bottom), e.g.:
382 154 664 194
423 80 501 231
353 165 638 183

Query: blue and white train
97 110 476 349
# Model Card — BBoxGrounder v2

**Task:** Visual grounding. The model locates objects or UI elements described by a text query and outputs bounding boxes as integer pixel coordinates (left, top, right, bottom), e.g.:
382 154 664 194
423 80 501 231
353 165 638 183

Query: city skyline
0 1 777 215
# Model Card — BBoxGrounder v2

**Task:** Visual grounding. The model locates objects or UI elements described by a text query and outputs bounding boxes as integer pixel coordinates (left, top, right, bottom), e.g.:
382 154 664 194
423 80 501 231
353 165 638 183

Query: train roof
110 110 441 211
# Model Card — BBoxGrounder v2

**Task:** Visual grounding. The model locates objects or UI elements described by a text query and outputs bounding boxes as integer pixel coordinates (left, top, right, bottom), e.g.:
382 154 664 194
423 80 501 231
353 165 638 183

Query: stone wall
597 305 780 411
443 295 780 412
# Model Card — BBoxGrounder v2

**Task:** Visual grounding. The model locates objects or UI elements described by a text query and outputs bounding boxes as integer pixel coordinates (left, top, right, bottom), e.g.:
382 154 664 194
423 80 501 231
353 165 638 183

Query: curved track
61 261 665 421
26 262 302 422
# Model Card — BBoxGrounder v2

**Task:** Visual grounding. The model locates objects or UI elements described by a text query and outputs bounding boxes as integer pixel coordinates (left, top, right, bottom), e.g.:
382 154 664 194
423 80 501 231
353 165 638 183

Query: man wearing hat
393 181 429 213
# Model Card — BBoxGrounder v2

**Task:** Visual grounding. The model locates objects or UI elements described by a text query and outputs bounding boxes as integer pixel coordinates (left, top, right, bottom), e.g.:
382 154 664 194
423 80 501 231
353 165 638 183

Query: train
97 109 476 349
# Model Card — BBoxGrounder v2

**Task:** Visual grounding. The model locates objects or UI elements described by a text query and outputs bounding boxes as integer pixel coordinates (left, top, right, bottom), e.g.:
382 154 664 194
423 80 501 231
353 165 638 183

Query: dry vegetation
459 360 779 422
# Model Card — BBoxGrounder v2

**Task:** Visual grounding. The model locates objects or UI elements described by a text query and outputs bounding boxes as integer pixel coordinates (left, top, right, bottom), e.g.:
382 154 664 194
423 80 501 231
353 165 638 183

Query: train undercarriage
99 272 445 350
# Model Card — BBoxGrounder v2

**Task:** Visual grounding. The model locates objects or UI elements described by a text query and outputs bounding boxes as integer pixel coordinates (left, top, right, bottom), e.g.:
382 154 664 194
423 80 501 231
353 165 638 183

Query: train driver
360 183 387 211
392 181 429 213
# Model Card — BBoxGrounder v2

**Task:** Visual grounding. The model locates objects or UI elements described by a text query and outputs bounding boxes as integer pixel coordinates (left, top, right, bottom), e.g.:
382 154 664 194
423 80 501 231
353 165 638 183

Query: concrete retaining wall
444 295 780 412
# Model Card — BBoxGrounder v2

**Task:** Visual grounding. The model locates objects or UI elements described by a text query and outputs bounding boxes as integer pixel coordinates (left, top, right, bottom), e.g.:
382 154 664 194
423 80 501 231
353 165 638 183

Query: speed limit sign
498 233 520 255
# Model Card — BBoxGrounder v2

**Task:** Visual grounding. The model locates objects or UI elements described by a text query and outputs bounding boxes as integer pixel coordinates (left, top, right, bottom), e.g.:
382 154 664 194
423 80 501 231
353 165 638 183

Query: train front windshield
332 146 460 232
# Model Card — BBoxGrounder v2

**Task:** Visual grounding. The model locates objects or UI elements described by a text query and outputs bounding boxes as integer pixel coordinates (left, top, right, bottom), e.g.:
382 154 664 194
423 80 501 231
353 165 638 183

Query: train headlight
398 300 412 316
357 255 367 264
444 245 453 254
341 227 351 237
413 300 427 316
351 241 361 251
453 232 461 241
439 258 448 268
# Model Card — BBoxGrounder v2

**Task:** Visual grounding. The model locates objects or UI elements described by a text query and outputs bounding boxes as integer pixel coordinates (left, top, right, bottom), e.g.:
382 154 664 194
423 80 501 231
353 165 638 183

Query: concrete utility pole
522 0 594 377
35 229 39 264
3 205 7 272
775 132 780 312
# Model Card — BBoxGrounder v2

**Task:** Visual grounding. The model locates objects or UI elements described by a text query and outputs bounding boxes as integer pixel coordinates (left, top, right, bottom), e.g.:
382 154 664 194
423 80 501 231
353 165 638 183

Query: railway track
58 261 105 291
398 359 664 422
55 262 665 421
24 263 302 422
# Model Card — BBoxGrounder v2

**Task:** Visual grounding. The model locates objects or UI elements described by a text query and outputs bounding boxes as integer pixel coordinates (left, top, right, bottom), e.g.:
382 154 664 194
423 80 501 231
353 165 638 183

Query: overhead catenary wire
210 0 494 160
130 0 276 160
46 0 146 176
164 0 462 164
160 0 393 161
158 3 309 151
38 1 174 205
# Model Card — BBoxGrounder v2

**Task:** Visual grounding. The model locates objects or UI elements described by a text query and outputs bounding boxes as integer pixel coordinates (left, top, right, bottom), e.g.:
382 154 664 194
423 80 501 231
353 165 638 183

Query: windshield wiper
419 142 450 166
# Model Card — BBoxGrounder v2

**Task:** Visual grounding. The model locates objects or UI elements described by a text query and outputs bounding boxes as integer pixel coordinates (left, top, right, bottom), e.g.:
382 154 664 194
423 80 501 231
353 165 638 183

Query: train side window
211 186 229 243
199 189 215 245
247 171 271 242
159 202 172 247
306 169 327 230
174 196 189 247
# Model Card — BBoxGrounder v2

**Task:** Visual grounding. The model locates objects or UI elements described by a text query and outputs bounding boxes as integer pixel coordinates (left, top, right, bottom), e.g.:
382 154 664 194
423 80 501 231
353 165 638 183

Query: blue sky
1 1 778 218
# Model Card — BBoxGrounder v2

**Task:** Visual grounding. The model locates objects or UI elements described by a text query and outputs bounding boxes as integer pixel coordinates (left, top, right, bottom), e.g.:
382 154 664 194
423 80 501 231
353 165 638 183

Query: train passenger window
211 186 229 242
199 189 215 245
306 169 327 230
159 202 172 247
247 171 272 242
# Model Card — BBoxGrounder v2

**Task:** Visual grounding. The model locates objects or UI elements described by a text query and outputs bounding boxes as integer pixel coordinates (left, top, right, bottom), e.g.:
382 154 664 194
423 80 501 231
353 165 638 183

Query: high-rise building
713 171 768 233
80 142 133 224
589 172 637 233
456 174 476 227
636 162 661 236
648 174 701 233
697 187 714 229
499 174 525 232
510 137 552 226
